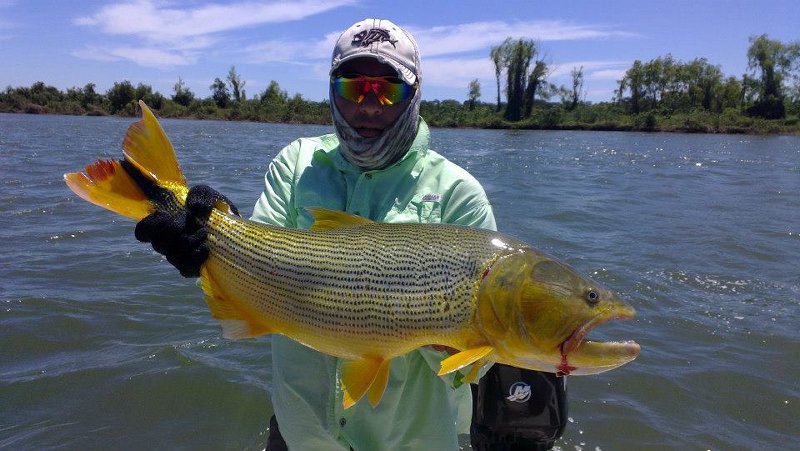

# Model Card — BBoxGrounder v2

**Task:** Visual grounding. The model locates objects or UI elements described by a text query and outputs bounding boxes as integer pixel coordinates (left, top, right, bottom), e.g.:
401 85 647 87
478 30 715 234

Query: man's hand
134 185 238 278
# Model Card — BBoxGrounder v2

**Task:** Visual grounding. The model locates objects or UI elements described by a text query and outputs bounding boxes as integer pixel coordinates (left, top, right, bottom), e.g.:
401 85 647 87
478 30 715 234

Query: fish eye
585 289 600 304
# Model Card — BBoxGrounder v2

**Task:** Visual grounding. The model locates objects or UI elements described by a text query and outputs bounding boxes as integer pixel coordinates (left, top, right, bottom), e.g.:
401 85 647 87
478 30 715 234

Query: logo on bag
506 381 531 402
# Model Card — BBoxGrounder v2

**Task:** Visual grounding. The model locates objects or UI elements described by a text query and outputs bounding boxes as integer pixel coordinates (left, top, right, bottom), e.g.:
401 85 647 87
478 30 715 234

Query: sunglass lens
334 76 413 105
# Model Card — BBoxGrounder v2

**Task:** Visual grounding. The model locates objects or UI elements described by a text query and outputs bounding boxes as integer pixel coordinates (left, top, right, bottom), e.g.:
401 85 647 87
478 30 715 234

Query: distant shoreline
4 106 797 136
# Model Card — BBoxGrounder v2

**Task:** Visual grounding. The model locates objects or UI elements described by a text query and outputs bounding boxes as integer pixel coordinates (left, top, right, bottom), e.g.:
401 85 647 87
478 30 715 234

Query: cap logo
352 28 397 48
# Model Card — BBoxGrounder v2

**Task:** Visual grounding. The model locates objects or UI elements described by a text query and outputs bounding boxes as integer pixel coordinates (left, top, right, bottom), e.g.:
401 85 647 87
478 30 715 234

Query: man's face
333 58 412 138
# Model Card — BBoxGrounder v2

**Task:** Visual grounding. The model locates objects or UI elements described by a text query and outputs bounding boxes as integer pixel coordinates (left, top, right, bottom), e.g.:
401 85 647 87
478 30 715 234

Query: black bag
470 364 567 451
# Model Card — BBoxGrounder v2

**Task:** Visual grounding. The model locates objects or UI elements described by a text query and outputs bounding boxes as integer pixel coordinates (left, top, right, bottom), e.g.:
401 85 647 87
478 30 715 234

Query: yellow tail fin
63 100 188 221
65 159 150 220
122 101 186 187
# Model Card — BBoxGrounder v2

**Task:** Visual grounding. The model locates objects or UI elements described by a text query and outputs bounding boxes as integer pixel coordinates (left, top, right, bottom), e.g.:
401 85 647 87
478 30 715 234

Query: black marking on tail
120 159 183 214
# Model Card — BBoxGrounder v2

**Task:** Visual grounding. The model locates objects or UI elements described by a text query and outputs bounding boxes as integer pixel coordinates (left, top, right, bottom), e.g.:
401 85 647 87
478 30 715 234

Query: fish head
477 249 640 376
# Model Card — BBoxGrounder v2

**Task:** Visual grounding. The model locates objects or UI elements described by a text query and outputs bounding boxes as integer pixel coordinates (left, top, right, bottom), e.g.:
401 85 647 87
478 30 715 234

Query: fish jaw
557 305 640 375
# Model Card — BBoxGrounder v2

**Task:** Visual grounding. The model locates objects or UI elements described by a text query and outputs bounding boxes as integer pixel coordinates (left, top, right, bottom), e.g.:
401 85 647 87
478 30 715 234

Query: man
136 18 566 450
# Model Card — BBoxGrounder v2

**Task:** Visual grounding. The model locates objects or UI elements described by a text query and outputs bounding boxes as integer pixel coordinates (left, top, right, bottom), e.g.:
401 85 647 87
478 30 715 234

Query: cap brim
330 53 416 85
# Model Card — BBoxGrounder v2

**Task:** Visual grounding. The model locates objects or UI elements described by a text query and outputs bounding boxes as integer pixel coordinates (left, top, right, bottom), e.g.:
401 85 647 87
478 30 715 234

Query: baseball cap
330 18 420 86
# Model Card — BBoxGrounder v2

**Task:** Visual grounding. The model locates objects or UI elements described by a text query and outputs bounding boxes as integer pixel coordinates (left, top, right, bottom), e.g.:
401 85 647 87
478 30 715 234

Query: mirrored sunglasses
332 74 416 106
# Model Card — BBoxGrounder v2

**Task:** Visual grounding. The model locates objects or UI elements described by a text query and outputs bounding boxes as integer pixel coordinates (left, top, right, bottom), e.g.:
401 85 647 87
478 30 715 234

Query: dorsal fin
307 208 374 231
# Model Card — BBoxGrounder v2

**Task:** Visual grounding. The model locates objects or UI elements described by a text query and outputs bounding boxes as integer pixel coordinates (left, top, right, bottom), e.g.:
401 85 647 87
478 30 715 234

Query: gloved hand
135 185 239 278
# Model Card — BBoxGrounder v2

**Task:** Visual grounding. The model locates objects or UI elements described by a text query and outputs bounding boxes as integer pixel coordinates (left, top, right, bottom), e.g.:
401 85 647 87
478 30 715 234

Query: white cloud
409 20 637 57
71 3 636 82
109 47 198 67
546 61 629 77
422 57 495 88
72 0 353 66
75 0 353 41
71 46 196 67
241 36 332 64
589 69 628 81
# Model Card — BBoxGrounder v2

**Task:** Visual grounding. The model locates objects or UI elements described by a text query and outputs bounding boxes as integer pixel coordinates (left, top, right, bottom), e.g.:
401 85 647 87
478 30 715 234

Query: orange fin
341 356 389 409
307 208 374 231
122 100 186 187
199 265 275 339
438 346 494 376
64 159 151 220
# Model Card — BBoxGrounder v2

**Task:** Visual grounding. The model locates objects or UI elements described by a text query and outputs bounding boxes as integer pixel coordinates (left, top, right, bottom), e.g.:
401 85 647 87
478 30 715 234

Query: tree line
477 33 799 133
0 66 331 124
2 34 798 134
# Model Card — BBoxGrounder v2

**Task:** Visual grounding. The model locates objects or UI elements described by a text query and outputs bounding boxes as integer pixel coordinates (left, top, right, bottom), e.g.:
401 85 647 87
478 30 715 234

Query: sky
1 0 798 104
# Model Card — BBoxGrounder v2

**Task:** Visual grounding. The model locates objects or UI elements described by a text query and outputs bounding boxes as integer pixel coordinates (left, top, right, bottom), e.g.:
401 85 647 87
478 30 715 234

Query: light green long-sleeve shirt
250 119 496 451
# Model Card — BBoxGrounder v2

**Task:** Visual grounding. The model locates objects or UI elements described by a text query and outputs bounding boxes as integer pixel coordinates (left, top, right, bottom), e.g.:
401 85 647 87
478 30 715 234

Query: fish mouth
557 307 640 375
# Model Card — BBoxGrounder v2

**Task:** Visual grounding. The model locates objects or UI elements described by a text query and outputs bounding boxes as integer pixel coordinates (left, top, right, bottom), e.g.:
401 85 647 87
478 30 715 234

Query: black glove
135 185 239 278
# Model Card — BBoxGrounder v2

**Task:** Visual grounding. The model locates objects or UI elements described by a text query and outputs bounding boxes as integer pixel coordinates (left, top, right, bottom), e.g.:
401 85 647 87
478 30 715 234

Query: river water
1 113 798 449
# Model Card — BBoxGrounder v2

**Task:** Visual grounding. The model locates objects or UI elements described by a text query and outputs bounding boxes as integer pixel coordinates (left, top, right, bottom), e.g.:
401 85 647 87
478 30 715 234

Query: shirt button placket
351 173 372 217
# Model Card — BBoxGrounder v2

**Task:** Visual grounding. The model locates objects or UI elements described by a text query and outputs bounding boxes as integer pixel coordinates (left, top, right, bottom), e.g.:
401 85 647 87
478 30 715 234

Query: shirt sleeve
250 140 300 228
441 178 497 231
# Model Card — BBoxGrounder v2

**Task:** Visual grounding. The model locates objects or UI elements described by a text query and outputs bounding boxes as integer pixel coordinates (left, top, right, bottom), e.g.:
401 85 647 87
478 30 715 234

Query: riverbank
3 97 799 136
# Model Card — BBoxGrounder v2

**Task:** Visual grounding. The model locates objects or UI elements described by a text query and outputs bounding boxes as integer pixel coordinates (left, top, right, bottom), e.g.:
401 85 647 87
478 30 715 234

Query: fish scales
204 212 513 356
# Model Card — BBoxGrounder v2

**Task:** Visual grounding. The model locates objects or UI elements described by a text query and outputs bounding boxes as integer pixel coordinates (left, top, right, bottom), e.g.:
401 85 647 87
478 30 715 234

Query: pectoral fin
437 346 494 376
461 358 489 384
341 356 390 409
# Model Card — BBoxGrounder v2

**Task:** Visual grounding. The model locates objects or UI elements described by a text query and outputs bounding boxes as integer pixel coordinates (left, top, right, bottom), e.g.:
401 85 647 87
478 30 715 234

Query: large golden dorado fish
65 101 640 409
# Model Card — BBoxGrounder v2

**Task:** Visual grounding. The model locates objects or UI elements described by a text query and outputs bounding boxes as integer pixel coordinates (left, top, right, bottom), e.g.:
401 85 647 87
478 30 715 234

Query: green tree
134 83 164 109
504 39 535 121
467 79 481 111
172 77 195 107
618 60 646 114
718 76 743 112
260 80 288 105
227 66 246 103
745 34 800 118
567 66 585 110
643 55 673 109
81 83 100 109
210 77 230 108
27 81 64 106
523 60 548 117
685 58 723 111
489 40 510 111
107 81 135 114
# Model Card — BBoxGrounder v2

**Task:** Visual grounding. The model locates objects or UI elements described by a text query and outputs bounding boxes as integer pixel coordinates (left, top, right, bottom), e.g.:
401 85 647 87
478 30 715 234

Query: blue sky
1 0 798 103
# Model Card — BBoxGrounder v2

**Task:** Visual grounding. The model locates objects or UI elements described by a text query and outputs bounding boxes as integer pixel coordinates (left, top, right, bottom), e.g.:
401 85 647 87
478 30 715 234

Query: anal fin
438 346 494 376
366 359 391 407
341 356 390 409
